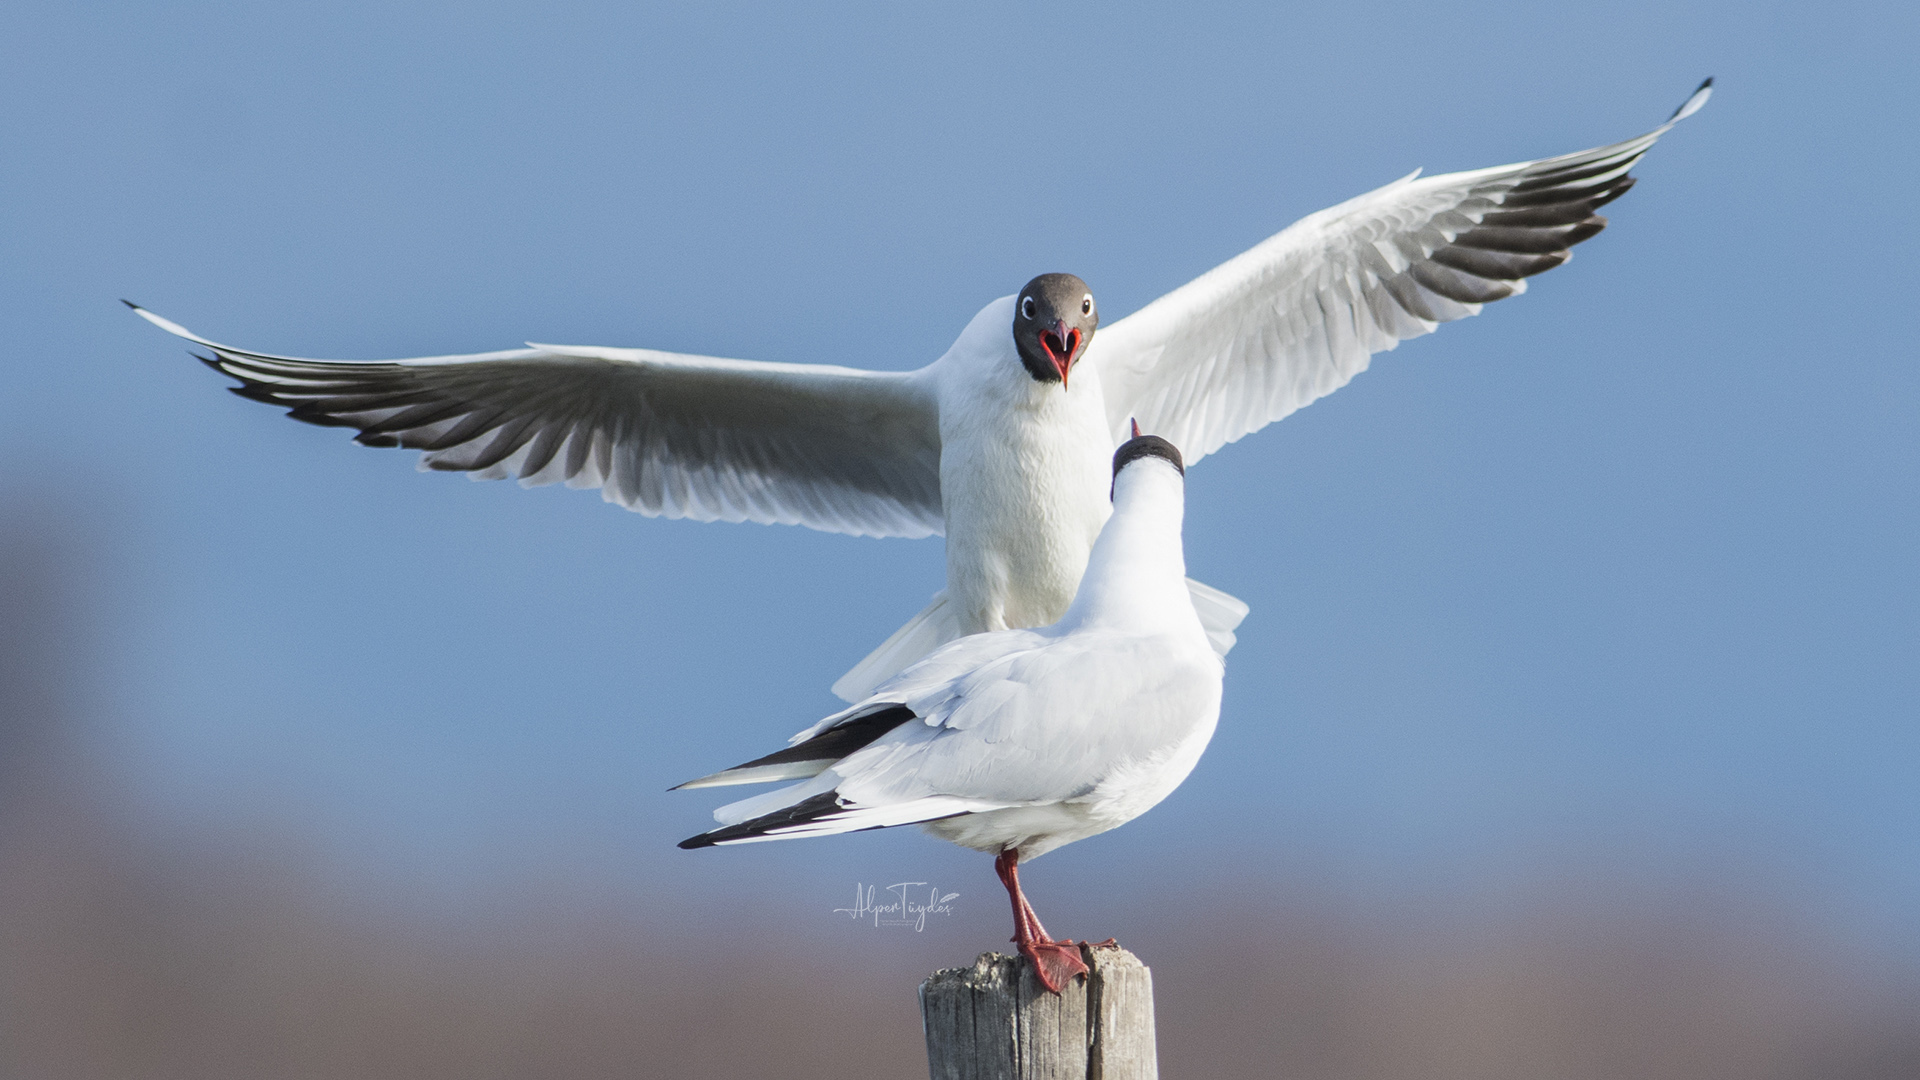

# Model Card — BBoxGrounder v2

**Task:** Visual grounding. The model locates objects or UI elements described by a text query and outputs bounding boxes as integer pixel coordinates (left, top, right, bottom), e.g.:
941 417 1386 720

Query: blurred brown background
3 500 1916 1080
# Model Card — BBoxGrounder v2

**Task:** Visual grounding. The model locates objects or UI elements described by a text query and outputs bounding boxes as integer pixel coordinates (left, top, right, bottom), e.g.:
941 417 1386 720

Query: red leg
995 852 1051 942
1019 893 1051 942
993 847 1089 993
993 849 1035 944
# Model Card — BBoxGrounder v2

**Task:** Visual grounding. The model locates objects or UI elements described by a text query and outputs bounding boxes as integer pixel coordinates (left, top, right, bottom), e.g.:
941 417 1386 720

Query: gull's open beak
1041 319 1081 388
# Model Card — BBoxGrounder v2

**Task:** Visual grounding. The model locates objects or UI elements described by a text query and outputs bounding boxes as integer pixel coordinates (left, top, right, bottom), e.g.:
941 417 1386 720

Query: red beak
1040 320 1081 387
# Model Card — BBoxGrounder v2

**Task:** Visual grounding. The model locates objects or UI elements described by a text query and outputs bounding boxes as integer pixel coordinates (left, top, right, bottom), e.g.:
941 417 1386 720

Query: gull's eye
1082 295 1093 316
1021 296 1035 320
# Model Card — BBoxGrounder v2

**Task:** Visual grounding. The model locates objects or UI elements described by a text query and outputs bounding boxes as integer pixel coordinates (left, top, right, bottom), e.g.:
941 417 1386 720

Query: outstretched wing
1093 79 1712 462
133 306 944 538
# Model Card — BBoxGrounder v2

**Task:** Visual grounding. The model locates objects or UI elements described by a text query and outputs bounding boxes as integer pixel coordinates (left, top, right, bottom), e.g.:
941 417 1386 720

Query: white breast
933 339 1115 635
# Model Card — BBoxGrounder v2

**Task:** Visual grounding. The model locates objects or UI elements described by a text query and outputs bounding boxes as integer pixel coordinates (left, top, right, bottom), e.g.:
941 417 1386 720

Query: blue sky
2 1 1914 952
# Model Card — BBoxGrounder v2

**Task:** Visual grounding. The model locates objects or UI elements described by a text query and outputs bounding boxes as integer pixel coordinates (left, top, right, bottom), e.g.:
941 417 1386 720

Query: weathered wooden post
919 945 1157 1080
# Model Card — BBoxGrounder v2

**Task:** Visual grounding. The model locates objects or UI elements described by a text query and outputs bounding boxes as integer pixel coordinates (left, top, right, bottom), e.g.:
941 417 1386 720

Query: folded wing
1093 79 1712 462
679 630 1219 847
133 305 944 539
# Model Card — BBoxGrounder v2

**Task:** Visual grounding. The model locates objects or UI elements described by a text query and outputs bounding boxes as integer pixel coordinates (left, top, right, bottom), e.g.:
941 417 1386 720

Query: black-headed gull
128 80 1708 697
675 431 1222 992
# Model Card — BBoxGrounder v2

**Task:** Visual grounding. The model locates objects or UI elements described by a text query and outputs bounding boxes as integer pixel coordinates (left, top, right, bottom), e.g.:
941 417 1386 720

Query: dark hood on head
1012 273 1097 386
1112 434 1184 479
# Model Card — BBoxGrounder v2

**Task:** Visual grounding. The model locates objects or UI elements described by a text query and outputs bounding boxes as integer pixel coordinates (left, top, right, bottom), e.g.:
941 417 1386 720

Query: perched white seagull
128 80 1709 697
675 431 1222 993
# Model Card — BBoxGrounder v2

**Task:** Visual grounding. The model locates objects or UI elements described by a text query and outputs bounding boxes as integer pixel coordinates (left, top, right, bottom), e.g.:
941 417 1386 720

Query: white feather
1092 81 1711 464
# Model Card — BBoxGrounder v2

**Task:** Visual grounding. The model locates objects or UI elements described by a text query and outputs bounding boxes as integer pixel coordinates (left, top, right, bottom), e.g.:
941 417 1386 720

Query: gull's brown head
1012 273 1097 388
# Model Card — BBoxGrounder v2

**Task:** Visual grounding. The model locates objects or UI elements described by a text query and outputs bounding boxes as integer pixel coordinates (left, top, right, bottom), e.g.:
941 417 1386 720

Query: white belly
921 698 1220 861
938 373 1113 634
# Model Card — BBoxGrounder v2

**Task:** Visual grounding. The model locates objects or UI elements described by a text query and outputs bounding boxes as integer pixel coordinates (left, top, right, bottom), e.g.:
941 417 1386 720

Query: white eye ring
1021 296 1035 320
1082 295 1093 316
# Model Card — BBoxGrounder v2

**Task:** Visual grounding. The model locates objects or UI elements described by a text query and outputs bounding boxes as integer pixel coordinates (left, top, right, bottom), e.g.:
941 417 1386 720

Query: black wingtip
679 792 845 850
1668 77 1715 121
715 705 916 777
121 299 140 310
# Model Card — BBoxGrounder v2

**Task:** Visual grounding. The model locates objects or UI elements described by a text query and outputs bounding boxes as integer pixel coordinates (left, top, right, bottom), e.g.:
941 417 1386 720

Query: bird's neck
1060 463 1196 634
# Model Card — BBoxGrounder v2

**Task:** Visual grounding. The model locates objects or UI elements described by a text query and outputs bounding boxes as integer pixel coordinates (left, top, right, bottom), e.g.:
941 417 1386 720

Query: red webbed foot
1020 939 1090 993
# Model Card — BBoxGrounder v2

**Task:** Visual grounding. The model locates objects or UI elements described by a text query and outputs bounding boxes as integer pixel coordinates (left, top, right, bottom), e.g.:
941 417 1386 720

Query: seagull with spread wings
131 80 1710 695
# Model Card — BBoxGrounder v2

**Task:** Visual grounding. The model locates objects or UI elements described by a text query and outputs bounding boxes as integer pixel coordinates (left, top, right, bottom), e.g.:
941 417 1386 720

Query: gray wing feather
133 307 944 538
1094 80 1712 462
